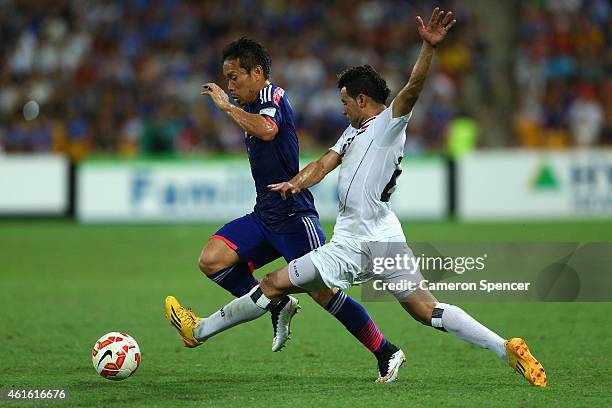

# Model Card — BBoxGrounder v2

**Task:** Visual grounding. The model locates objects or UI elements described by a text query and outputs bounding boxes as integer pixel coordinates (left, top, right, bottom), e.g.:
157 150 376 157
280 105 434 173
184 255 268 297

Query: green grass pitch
1 220 611 407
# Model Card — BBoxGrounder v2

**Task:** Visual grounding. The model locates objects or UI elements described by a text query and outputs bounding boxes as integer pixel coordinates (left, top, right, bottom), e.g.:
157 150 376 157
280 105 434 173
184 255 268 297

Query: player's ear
356 94 368 108
252 65 264 80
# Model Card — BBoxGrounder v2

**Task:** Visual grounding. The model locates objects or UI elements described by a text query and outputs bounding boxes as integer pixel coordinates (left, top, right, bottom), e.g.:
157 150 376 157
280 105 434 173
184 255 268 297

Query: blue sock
325 290 388 355
207 263 259 297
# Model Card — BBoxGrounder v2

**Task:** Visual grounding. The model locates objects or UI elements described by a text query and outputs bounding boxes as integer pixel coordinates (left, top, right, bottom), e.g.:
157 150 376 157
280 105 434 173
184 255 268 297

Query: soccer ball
92 332 141 381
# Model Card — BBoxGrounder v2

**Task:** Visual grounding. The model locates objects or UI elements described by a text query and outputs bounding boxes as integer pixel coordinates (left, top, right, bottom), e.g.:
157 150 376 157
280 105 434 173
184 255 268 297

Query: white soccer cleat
376 346 406 383
271 296 300 352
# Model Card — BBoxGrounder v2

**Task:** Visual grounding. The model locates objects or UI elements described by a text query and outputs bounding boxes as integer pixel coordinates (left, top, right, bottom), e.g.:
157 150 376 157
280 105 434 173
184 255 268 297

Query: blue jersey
242 83 317 232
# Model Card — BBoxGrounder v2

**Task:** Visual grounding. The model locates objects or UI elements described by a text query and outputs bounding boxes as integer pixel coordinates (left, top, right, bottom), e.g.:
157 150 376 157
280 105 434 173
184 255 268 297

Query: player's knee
309 288 338 307
198 251 224 276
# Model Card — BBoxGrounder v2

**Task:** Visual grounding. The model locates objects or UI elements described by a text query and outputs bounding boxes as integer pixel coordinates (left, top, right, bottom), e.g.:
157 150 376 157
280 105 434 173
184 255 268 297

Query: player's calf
400 299 436 327
308 287 338 307
260 266 299 300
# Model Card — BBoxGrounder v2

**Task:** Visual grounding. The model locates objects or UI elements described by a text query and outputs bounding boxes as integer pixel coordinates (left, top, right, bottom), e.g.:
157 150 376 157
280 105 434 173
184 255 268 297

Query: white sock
431 303 507 362
194 286 273 341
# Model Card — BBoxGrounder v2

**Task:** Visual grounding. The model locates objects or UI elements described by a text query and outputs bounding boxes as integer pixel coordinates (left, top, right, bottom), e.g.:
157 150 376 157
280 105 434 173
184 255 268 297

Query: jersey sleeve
374 100 412 147
256 85 284 129
330 126 352 157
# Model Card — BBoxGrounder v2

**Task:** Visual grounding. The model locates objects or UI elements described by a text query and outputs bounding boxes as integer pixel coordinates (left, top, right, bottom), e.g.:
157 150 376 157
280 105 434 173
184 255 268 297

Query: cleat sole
505 338 547 387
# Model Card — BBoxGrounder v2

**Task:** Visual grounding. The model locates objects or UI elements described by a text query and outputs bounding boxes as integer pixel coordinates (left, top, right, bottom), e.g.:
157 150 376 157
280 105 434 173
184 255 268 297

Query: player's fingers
436 10 445 24
445 19 457 31
280 190 286 200
291 188 300 195
442 11 453 26
428 7 439 25
416 16 425 30
267 183 279 190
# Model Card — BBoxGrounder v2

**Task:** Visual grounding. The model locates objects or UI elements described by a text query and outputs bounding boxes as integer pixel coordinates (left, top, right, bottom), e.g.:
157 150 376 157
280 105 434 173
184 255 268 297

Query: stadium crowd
0 0 610 159
514 0 611 148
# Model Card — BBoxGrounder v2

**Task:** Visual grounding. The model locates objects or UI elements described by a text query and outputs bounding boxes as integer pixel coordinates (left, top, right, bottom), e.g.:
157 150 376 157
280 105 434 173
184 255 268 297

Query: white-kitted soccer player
165 8 546 386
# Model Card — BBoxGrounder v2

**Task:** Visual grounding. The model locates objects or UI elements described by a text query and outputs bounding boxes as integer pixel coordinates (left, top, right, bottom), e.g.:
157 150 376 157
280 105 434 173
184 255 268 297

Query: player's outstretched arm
392 8 456 118
202 83 278 141
268 150 341 200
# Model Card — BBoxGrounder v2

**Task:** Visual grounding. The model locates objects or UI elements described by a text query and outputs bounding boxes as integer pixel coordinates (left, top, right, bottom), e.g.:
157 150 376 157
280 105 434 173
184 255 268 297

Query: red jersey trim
211 235 238 251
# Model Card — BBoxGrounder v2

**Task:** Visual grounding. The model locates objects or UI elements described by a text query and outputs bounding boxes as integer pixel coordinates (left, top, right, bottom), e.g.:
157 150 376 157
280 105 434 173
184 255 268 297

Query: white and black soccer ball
92 332 141 381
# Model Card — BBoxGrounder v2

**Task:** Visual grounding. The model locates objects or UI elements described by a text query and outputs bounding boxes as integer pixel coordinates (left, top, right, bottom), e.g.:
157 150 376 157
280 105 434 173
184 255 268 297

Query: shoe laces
178 306 198 324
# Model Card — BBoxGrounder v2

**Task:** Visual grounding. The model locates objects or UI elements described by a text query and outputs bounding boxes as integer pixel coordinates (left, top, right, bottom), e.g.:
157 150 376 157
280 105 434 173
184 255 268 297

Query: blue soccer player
165 37 403 379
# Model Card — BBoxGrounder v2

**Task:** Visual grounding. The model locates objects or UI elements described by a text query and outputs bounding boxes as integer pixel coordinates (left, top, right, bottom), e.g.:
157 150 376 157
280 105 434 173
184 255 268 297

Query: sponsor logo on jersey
259 107 277 117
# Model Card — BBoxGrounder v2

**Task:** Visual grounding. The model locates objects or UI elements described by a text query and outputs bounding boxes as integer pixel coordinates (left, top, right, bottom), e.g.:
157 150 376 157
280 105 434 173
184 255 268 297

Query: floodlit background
1 0 611 407
1 0 611 221
1 0 610 155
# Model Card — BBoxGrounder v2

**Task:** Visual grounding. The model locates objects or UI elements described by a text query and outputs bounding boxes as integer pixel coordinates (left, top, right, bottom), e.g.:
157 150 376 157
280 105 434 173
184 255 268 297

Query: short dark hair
337 65 390 104
222 37 271 79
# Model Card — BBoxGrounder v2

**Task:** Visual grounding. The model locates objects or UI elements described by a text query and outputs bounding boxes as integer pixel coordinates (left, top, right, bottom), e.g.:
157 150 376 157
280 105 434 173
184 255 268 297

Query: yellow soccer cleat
505 338 547 387
164 296 204 348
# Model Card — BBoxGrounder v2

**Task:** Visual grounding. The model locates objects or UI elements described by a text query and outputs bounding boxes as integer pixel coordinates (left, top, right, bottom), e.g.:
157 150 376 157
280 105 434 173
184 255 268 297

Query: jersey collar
359 116 376 129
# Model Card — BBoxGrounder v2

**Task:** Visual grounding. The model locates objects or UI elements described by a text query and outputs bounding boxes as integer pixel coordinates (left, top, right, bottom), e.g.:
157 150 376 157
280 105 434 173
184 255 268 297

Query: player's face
223 58 261 105
340 87 363 128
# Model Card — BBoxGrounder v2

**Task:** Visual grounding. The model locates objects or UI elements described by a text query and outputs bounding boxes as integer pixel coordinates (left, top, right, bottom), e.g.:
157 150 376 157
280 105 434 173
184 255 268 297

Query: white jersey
330 101 411 240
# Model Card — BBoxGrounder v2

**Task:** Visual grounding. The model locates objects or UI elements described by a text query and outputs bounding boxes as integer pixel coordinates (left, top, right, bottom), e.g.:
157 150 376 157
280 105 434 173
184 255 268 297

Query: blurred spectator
568 84 604 146
140 100 185 154
0 0 609 160
446 113 479 159
514 0 610 149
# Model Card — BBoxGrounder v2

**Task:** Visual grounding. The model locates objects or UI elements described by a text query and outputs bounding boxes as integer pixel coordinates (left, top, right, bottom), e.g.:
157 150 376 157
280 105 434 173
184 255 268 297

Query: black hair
222 37 271 79
337 65 390 104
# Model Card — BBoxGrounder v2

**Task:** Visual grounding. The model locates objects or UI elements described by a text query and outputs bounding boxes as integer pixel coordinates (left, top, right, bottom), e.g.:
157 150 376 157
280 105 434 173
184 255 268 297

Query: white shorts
287 235 424 300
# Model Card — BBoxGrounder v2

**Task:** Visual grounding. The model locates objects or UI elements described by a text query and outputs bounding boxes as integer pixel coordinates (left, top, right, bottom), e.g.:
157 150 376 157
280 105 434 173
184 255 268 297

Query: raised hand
202 83 232 111
416 8 456 47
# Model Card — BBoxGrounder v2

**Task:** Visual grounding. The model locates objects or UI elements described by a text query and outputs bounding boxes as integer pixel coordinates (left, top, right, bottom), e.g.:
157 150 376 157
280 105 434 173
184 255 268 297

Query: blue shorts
212 213 326 272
